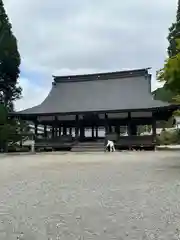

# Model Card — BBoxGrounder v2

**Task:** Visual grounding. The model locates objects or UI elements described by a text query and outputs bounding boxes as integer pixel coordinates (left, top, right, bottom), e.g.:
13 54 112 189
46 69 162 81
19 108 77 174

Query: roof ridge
53 68 150 83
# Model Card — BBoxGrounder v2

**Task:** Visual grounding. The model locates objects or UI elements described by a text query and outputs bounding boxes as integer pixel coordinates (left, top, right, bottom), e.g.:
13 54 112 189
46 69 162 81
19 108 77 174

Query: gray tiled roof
17 70 169 115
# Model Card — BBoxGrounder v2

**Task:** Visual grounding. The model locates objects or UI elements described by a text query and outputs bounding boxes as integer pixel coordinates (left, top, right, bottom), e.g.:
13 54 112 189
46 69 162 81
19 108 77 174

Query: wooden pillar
54 116 58 137
34 122 38 137
95 126 98 138
130 123 137 136
127 112 131 136
52 126 55 138
115 125 120 136
152 115 157 143
59 126 62 136
127 113 138 136
63 126 67 135
92 126 95 138
104 113 108 135
55 127 58 137
127 113 132 150
20 123 23 148
75 115 79 139
80 125 84 141
44 125 47 138
108 124 112 133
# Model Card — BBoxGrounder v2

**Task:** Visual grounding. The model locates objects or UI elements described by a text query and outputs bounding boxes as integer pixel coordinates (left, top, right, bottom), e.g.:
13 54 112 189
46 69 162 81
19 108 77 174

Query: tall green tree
0 0 21 110
0 1 22 152
168 0 180 57
157 40 180 96
156 0 180 102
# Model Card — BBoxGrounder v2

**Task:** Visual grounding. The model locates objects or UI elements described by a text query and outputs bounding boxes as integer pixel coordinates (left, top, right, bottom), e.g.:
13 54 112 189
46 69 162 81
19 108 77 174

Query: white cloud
5 0 176 73
4 0 177 109
15 78 50 111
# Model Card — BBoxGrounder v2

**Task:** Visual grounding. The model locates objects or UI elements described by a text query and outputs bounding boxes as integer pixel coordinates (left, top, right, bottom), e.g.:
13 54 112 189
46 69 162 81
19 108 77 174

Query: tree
155 1 180 104
0 0 21 110
0 104 17 151
167 0 180 57
157 40 180 96
157 0 180 103
153 87 174 103
0 104 32 152
0 1 22 152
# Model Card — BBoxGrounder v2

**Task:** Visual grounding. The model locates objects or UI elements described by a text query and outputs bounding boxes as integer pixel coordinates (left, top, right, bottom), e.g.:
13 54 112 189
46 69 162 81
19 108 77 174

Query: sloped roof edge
53 68 151 83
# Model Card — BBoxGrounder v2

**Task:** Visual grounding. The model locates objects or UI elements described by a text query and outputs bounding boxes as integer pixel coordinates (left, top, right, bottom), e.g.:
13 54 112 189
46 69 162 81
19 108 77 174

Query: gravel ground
0 151 180 239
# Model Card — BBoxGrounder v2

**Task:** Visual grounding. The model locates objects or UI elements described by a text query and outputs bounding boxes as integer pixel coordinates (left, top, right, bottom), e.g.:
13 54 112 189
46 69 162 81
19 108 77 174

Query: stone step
76 142 104 145
72 149 104 152
72 148 104 152
73 142 104 146
71 142 105 152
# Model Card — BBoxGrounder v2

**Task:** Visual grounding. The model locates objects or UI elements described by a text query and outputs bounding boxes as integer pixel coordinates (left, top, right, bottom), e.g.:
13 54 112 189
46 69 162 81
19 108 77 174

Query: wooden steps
71 141 105 152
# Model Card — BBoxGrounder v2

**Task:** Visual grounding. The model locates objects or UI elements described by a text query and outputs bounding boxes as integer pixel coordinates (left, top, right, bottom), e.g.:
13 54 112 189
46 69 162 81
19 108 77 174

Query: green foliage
0 1 23 151
157 45 180 95
156 117 175 130
137 125 151 135
0 0 21 109
153 87 174 103
0 104 16 150
157 2 180 102
165 117 175 128
174 109 180 116
0 103 7 123
0 104 31 152
167 22 180 57
167 0 180 57
156 129 180 145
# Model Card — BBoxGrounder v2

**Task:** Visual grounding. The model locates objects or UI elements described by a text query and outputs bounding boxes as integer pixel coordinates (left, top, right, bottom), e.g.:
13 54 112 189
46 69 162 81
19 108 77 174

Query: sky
4 0 177 111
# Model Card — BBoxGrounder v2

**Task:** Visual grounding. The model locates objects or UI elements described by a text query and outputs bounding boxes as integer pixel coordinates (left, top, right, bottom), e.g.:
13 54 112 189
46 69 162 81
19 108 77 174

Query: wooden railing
116 135 155 148
34 135 74 150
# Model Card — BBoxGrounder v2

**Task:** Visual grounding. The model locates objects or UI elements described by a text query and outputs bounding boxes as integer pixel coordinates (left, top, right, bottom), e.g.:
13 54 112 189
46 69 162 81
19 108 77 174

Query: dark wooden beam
75 115 79 139
127 112 131 136
34 122 38 137
44 125 47 138
52 127 55 138
104 113 108 135
80 125 85 141
152 114 157 144
63 126 67 135
95 126 98 138
92 126 95 138
69 127 72 135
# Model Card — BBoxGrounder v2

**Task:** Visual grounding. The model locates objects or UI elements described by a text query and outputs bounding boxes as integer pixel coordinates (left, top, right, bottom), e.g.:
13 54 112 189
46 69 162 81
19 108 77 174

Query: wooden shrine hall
12 68 178 151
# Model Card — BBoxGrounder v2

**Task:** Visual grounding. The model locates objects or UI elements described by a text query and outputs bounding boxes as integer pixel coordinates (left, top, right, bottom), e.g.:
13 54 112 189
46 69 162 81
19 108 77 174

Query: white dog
106 140 115 152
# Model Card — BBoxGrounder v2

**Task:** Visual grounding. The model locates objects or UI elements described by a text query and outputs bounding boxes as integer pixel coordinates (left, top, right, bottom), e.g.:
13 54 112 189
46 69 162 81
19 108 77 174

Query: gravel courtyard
0 152 180 239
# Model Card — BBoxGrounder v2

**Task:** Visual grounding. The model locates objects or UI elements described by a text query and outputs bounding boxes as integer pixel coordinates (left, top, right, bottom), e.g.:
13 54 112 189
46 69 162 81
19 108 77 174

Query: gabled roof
16 68 171 115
